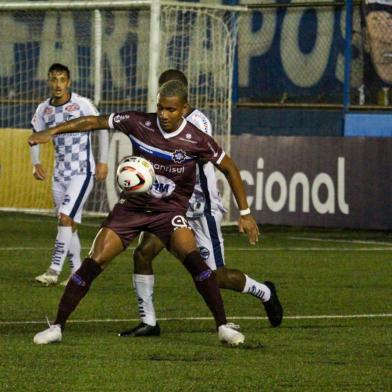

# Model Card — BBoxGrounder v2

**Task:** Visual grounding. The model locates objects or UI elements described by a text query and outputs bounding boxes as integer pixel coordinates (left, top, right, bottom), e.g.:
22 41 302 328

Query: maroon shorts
102 202 191 248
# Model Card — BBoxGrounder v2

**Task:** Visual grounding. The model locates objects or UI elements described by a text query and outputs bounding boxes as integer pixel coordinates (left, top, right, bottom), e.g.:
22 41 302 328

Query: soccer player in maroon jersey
120 70 283 338
29 80 259 346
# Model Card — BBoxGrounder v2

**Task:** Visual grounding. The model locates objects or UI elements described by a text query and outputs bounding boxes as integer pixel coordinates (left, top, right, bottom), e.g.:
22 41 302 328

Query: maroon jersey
108 111 225 213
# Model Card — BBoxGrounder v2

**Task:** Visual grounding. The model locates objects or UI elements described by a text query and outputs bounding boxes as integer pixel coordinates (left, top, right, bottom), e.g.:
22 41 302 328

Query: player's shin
183 251 227 328
133 274 157 326
49 226 73 274
54 258 102 329
68 231 82 273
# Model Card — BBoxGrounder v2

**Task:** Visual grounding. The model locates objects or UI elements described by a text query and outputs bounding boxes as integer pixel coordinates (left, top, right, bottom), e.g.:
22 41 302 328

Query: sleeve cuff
216 151 225 165
108 113 115 129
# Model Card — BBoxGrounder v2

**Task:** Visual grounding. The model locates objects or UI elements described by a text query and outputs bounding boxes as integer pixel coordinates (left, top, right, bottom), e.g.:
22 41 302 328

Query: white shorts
52 174 94 224
189 210 225 270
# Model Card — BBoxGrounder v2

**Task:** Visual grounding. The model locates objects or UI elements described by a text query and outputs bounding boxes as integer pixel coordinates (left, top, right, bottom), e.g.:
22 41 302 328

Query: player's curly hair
48 63 70 79
158 69 188 87
158 80 188 103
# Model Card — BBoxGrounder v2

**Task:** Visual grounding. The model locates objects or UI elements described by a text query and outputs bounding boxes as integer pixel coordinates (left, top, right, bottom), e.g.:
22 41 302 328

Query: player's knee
183 250 212 280
133 234 164 274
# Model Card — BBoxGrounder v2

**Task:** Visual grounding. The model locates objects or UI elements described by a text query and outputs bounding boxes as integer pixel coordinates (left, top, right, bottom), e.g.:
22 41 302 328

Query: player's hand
238 214 259 245
96 162 108 181
33 163 46 181
28 130 52 146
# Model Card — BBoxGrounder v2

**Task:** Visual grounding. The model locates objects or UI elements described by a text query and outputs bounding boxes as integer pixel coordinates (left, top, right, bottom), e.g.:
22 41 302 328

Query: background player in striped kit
30 63 109 286
119 70 283 338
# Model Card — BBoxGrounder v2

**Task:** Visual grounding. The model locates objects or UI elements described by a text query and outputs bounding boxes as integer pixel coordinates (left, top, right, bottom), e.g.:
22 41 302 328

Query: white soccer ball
116 156 156 193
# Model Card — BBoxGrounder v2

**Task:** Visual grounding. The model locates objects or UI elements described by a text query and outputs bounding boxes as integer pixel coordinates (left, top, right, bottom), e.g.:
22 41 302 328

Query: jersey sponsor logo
153 162 185 174
64 114 75 121
114 114 130 123
188 112 209 133
172 149 187 163
199 247 210 260
44 107 54 115
201 118 209 132
65 103 80 112
171 215 191 230
149 175 176 198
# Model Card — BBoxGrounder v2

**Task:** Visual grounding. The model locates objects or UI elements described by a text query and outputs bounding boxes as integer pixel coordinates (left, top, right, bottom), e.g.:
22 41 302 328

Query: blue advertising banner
236 3 363 103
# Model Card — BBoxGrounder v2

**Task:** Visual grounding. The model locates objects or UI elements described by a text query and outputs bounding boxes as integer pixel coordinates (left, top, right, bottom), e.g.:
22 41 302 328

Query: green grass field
1 211 391 391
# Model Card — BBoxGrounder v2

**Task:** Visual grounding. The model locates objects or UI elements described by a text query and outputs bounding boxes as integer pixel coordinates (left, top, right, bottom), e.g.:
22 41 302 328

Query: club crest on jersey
65 103 80 112
145 121 152 127
199 247 210 260
44 107 54 115
172 149 187 163
185 133 192 139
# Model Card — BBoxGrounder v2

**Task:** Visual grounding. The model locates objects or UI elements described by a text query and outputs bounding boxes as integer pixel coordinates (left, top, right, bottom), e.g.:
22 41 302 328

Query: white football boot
33 324 62 345
218 323 245 346
35 269 59 286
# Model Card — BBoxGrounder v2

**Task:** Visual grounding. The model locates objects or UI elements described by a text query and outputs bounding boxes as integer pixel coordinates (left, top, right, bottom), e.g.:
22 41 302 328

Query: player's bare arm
95 162 109 181
28 115 110 146
215 155 259 245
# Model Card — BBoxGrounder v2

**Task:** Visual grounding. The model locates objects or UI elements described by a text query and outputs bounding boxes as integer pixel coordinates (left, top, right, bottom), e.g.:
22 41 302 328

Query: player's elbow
218 155 238 177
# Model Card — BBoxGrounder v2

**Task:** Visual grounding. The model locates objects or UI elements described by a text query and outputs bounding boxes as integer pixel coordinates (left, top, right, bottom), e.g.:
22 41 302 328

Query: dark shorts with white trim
102 202 191 249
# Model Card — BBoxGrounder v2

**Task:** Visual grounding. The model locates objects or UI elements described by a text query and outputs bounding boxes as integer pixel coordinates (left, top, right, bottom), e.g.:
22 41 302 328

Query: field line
1 246 392 252
1 313 392 325
288 236 392 246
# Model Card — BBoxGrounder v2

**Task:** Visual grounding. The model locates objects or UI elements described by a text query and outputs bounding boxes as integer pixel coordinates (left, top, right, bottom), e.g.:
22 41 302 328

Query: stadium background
1 3 391 390
0 0 391 229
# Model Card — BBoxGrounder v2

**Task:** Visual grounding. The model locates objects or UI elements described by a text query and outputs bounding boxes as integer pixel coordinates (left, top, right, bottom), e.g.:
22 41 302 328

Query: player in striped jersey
30 63 109 286
119 70 283 338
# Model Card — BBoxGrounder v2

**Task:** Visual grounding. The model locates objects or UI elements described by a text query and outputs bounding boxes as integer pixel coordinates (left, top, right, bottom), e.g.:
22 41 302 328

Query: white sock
67 231 81 273
133 274 156 326
242 275 271 302
49 226 73 274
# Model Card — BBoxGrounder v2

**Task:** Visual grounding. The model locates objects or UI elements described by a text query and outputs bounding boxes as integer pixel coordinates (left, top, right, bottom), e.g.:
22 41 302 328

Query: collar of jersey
49 92 73 107
157 117 187 139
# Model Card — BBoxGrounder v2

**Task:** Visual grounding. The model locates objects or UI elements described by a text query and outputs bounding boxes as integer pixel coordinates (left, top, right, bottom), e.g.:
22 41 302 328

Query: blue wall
232 108 343 136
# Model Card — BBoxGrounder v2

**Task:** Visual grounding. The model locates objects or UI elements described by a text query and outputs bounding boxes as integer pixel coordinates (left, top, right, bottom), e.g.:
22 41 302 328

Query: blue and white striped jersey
31 92 107 182
185 109 226 218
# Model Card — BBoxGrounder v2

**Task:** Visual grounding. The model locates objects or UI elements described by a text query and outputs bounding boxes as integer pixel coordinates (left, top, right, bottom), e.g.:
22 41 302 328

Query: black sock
183 251 227 328
54 258 102 329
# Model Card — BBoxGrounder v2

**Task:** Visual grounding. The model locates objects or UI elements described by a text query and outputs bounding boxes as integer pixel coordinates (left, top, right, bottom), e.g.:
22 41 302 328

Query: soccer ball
116 156 156 193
